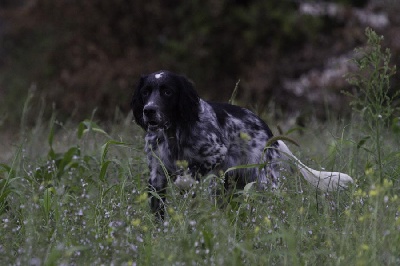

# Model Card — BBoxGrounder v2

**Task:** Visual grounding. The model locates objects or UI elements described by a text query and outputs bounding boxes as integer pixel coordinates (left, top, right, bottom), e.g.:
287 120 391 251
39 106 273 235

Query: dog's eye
142 88 151 97
163 88 173 97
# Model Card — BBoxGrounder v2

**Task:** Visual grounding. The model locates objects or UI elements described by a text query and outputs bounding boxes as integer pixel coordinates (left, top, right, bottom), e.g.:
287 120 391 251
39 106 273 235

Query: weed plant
345 27 398 185
0 29 399 265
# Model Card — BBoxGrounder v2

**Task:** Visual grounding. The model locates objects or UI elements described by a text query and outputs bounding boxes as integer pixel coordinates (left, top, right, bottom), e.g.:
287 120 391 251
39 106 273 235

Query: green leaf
243 181 256 194
48 120 55 149
77 121 85 139
77 119 110 139
202 229 214 251
265 135 299 148
56 147 80 178
48 148 56 161
285 127 305 136
0 163 11 173
357 136 371 150
99 160 111 182
0 180 12 202
392 117 400 134
148 190 163 201
224 164 264 175
100 140 129 164
43 187 55 220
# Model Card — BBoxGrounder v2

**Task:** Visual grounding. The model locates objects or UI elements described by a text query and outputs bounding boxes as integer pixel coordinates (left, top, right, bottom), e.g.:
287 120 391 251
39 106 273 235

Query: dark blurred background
0 0 399 126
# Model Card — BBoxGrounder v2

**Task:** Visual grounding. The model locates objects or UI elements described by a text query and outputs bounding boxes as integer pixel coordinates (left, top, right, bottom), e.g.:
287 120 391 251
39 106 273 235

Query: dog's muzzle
143 106 169 131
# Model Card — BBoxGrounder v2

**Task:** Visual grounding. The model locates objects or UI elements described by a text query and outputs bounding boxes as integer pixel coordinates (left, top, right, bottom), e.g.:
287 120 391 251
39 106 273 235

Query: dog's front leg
148 169 167 220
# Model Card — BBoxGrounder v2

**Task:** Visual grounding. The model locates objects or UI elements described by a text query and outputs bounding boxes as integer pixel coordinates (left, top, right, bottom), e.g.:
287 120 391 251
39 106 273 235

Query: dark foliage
0 0 398 124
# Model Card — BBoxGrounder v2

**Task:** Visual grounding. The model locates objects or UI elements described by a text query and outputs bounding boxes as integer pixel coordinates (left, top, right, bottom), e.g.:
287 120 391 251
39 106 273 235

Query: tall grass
0 29 399 265
345 27 398 185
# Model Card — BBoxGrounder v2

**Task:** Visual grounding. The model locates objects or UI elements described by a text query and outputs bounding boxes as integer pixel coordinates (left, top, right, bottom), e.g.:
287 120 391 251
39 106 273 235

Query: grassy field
1 29 399 265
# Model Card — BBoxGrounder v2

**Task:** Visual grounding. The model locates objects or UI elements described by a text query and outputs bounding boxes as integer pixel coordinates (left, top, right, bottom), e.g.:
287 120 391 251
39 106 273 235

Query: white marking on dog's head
155 72 164 79
144 101 156 109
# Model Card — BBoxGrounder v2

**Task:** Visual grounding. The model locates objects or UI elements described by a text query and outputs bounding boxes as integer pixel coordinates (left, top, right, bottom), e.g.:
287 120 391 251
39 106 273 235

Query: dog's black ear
131 75 147 129
177 75 200 124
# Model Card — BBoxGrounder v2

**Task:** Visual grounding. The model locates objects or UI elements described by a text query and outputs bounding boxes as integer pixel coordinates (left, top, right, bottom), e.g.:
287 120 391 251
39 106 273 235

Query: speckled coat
131 71 280 218
131 70 353 219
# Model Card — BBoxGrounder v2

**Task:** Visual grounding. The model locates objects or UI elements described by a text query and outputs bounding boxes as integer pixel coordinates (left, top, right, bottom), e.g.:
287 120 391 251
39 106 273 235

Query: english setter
131 70 353 219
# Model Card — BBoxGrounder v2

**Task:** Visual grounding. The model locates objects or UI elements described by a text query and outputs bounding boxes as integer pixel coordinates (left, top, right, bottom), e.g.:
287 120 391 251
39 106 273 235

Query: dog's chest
145 133 179 172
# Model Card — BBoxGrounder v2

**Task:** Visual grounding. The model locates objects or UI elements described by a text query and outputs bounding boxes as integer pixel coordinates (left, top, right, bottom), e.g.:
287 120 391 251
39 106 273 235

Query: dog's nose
143 106 157 117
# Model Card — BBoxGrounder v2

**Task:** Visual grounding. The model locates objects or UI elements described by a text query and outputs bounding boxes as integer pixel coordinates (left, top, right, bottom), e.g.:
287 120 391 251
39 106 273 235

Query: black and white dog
131 70 353 219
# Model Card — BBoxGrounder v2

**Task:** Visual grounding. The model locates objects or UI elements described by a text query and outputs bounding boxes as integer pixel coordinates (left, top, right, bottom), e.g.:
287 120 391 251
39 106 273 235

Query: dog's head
131 70 200 131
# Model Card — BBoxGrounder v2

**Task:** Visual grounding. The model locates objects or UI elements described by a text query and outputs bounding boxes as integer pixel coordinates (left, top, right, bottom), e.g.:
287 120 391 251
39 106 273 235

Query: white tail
277 140 353 191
